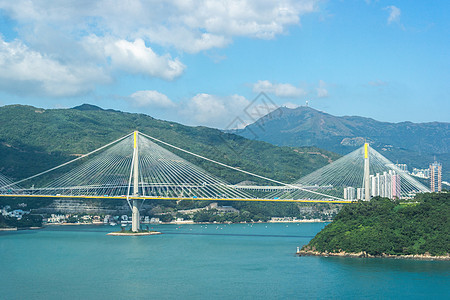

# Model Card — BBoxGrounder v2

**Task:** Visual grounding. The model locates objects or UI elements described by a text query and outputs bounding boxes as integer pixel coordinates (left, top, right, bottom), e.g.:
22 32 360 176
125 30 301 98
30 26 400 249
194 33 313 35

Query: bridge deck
0 194 353 204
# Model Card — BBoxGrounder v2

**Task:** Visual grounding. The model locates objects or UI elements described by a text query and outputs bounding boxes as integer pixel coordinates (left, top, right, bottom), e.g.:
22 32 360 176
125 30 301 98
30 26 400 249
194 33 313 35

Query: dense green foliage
303 193 450 256
0 197 53 210
0 214 42 228
191 210 260 223
228 201 338 220
0 104 339 184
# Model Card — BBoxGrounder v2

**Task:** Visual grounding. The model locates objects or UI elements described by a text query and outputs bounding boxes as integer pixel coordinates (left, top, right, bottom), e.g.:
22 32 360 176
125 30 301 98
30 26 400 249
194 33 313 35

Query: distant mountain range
233 106 449 180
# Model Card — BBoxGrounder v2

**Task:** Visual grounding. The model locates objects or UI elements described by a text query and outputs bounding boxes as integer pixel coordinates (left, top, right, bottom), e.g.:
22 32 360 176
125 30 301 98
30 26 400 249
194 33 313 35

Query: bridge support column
364 143 371 202
131 131 140 232
132 199 140 232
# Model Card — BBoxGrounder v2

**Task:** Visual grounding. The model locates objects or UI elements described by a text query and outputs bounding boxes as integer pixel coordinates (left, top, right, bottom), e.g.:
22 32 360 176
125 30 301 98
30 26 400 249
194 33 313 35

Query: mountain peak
72 104 104 111
268 105 328 118
277 105 319 113
236 106 449 155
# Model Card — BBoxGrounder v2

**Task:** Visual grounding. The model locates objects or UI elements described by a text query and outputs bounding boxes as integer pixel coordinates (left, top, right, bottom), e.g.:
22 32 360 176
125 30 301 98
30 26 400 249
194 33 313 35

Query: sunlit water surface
1 223 448 299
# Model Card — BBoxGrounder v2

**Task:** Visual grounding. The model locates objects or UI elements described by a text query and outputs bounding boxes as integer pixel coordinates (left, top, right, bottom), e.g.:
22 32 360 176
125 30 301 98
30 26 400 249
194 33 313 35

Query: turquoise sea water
0 223 449 299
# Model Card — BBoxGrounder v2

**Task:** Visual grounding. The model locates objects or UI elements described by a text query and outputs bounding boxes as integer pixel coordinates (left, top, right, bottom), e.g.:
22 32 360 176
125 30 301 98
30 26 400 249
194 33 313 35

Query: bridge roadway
0 194 353 204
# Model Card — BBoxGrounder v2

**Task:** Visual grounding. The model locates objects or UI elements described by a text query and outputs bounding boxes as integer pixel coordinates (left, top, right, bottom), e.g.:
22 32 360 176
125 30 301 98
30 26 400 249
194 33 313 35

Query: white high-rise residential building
368 170 401 199
391 172 401 199
370 175 377 197
344 187 356 200
379 172 386 197
430 161 442 192
356 188 365 200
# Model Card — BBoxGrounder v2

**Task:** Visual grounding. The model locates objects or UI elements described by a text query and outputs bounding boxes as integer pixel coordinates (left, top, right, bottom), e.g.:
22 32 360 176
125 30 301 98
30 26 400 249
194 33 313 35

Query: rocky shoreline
296 249 450 261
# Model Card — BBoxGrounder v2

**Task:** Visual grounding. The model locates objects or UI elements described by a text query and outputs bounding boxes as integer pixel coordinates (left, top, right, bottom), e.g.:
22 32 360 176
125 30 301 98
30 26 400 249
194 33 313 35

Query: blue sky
0 0 448 128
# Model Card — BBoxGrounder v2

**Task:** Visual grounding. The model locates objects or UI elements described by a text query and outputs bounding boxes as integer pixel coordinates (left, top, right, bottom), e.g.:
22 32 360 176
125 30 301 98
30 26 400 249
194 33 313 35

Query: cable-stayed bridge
0 131 429 231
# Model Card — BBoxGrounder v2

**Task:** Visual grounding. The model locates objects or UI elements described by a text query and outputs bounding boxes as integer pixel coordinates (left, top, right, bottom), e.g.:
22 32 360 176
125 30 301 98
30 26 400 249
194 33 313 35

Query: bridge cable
6 132 133 189
138 132 343 200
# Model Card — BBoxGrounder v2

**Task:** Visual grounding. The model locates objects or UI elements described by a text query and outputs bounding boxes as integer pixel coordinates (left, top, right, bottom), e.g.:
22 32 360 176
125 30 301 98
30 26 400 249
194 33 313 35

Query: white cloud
253 79 331 100
171 0 312 42
125 90 283 128
0 0 319 53
282 102 300 109
141 28 231 54
316 80 329 98
253 80 306 98
385 5 401 24
316 88 328 98
129 90 176 108
85 37 185 80
181 93 251 128
0 0 320 97
0 38 109 97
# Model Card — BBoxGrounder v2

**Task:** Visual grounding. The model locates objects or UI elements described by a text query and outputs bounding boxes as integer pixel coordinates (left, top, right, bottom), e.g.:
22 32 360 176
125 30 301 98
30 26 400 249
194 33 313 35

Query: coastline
0 226 43 231
1 219 328 232
45 222 99 226
296 250 450 261
43 219 328 226
268 219 327 223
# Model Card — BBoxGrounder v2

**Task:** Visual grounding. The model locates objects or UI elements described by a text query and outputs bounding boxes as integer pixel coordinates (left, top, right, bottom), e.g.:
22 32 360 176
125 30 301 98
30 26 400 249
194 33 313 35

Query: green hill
300 193 450 257
0 104 339 184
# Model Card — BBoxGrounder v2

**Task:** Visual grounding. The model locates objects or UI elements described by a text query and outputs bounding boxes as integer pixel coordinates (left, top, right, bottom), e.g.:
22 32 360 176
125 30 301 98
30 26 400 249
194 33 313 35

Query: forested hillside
0 104 339 184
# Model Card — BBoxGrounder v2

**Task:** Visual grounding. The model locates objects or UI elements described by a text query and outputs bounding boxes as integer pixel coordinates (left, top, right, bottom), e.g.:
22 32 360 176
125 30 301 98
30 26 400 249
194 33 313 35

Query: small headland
296 193 449 261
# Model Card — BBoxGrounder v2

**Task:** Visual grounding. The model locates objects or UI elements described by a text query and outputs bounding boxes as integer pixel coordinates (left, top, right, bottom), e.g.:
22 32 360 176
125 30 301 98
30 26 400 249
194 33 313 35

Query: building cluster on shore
45 213 162 226
1 205 29 219
343 160 445 201
399 161 443 192
344 170 401 200
43 214 327 225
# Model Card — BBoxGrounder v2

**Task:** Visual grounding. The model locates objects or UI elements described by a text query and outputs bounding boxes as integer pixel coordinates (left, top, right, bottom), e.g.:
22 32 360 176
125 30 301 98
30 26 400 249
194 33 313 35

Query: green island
298 192 449 260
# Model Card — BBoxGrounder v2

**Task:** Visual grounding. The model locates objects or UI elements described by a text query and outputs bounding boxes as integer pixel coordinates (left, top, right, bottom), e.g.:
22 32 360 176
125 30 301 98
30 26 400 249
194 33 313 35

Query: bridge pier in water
132 199 140 232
